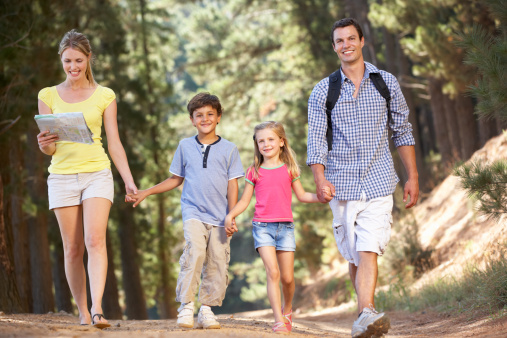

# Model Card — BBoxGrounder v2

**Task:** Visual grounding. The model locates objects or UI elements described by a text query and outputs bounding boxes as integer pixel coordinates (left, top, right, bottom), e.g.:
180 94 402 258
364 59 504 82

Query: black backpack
325 70 392 151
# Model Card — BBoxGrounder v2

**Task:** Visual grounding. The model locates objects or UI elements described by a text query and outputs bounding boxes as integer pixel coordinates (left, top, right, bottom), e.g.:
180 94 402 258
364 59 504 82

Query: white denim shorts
47 168 114 210
329 192 393 267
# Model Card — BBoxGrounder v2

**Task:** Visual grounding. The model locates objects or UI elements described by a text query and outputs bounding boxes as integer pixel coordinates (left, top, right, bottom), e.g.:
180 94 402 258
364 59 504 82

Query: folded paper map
34 112 94 145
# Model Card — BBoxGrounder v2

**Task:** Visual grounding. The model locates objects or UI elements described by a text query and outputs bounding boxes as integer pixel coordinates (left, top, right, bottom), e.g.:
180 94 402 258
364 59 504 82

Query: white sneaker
197 306 221 329
351 305 390 338
177 302 194 328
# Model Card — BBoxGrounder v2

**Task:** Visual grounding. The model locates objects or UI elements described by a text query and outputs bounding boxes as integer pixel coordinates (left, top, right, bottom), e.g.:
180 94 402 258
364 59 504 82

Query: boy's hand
224 215 238 237
129 190 149 208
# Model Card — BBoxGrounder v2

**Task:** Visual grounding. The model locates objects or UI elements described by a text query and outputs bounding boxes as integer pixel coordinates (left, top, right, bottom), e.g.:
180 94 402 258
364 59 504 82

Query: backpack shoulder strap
325 70 342 151
369 72 392 128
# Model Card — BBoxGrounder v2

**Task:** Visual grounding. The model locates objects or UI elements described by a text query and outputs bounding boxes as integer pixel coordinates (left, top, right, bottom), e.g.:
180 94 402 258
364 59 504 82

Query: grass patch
375 248 507 316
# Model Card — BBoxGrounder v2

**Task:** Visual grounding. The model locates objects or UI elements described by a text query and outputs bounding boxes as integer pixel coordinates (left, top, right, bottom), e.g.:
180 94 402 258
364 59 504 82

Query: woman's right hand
37 130 58 154
130 190 150 208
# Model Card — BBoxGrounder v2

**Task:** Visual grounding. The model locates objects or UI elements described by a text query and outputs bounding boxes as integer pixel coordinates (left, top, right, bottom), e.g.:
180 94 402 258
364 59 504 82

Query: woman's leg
82 197 111 324
258 246 284 323
277 250 295 318
54 206 89 324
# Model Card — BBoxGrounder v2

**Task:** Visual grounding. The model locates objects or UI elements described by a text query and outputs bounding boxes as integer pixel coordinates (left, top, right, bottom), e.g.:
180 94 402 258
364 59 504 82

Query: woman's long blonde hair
250 121 300 179
58 29 96 86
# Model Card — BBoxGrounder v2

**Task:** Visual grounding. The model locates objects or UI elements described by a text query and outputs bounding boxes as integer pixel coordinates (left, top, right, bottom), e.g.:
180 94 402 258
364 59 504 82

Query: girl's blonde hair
251 121 300 179
58 29 96 86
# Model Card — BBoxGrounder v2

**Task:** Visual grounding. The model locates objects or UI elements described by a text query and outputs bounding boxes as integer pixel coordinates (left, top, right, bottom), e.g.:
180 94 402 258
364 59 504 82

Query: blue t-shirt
170 136 244 226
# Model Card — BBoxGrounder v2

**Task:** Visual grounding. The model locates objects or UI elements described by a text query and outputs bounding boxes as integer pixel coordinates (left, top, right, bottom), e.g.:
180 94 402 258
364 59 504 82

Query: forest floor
1 307 506 337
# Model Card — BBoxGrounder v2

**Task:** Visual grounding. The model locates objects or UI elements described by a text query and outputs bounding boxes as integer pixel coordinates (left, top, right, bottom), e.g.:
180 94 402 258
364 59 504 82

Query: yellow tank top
38 85 115 174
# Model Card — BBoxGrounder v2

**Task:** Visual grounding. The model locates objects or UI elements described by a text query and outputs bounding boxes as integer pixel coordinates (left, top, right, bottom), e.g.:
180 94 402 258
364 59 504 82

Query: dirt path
0 308 505 337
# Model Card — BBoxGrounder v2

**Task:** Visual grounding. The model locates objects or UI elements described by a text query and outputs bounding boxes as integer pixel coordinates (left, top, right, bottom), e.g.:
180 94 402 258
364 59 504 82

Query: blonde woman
36 29 137 328
224 121 321 333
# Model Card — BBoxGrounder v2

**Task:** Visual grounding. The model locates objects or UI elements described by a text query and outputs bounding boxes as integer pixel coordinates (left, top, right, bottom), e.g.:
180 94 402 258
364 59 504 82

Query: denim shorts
252 221 296 252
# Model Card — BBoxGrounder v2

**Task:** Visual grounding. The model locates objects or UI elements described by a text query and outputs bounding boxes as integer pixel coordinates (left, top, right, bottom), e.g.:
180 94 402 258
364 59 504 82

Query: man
306 18 419 338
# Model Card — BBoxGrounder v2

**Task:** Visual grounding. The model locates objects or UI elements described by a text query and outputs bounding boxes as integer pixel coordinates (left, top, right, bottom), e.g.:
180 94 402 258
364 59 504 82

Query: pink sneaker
272 321 289 334
282 308 293 331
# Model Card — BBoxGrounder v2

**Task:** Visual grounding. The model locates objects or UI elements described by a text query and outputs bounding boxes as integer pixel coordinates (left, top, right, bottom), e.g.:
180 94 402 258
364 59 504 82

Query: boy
130 93 244 329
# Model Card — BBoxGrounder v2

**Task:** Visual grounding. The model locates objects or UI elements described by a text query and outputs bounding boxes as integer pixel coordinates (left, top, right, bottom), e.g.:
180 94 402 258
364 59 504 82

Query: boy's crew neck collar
195 135 221 145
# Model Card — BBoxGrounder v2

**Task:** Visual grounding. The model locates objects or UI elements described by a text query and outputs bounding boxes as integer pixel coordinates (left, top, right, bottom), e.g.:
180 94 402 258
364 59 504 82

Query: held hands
317 179 335 203
224 215 238 237
127 189 150 208
124 182 138 203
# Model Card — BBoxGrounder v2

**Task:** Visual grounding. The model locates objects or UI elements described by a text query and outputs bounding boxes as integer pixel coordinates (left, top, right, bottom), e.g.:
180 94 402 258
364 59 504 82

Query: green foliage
376 246 507 315
369 0 494 97
454 0 507 121
454 159 507 220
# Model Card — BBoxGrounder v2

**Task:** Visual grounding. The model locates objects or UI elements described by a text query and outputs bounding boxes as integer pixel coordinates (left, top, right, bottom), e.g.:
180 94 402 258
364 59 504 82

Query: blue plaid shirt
306 62 415 201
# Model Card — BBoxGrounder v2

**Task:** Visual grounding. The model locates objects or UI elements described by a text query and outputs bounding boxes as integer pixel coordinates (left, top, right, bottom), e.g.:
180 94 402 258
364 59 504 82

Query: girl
225 121 322 334
36 30 137 328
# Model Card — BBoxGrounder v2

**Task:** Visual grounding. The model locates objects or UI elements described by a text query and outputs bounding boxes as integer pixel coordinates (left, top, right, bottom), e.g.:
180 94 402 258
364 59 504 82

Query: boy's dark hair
331 18 363 45
187 92 223 117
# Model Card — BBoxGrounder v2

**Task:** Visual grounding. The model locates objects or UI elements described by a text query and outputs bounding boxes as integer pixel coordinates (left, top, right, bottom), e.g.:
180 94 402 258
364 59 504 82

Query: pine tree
454 0 507 220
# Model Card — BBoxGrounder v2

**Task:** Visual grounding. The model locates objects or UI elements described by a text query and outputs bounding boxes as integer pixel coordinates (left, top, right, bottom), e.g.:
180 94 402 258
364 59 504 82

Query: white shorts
329 192 393 266
47 168 114 210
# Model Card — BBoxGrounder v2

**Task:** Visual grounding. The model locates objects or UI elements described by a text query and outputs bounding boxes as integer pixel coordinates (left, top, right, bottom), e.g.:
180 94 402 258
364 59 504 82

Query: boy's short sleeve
227 146 244 180
245 167 256 186
169 143 185 177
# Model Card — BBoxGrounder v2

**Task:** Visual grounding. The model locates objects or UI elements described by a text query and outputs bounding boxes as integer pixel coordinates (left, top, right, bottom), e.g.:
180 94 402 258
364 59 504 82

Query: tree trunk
49 217 73 313
454 94 478 160
0 174 23 313
442 93 462 161
25 129 55 313
428 78 453 166
477 116 499 147
118 203 147 319
397 40 427 185
8 140 32 312
102 228 122 319
140 0 177 318
382 29 396 74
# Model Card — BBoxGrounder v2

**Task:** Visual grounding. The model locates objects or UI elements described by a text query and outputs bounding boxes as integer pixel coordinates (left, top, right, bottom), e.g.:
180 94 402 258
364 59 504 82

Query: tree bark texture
454 94 478 160
396 39 427 184
443 93 463 161
7 139 32 312
428 78 453 166
103 228 122 319
0 173 23 313
117 203 147 319
25 129 55 314
49 218 73 313
477 116 499 147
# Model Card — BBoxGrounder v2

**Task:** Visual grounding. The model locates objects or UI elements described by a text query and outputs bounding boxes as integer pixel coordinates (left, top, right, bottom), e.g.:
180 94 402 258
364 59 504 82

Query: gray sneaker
351 306 390 338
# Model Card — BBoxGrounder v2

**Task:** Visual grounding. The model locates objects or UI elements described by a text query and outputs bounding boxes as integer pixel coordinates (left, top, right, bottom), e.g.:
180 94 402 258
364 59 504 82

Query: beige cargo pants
175 219 231 306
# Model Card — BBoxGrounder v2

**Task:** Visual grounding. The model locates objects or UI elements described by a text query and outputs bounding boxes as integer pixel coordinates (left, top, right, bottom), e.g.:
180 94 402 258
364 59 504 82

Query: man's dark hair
187 92 223 117
330 18 364 45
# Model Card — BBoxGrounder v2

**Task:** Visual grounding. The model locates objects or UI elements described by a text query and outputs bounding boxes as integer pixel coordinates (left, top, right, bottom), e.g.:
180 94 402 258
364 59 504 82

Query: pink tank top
245 164 300 222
